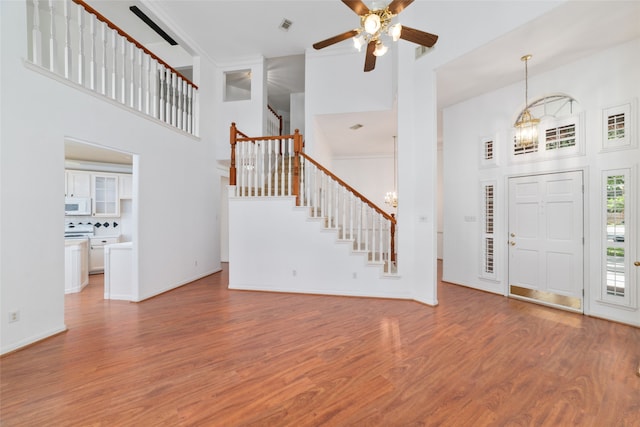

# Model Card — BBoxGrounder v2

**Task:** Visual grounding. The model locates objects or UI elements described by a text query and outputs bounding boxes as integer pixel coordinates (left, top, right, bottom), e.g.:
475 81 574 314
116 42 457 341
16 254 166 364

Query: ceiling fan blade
399 25 439 47
364 41 376 72
342 0 369 16
387 0 414 15
313 29 359 50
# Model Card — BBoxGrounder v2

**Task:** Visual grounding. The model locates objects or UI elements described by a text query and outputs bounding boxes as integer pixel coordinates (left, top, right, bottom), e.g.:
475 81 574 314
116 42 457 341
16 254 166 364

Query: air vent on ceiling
279 19 293 32
129 5 178 46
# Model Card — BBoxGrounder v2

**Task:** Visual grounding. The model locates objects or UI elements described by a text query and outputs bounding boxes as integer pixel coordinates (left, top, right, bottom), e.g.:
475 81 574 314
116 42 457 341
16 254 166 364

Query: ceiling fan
312 0 439 72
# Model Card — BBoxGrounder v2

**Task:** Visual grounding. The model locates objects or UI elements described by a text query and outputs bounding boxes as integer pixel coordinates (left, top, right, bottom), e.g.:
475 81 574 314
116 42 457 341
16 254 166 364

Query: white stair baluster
48 0 57 73
119 38 126 103
63 0 71 79
143 55 150 114
372 210 377 262
31 0 42 65
151 60 158 118
110 29 117 100
76 3 85 83
89 14 96 90
181 80 187 131
100 22 107 95
128 42 135 108
137 50 143 111
158 66 165 122
267 139 272 196
186 85 193 134
176 76 183 129
170 73 177 125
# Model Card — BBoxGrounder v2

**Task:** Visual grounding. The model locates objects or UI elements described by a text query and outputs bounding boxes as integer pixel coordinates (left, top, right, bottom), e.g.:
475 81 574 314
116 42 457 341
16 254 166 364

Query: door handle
509 241 516 246
510 233 515 237
635 261 640 267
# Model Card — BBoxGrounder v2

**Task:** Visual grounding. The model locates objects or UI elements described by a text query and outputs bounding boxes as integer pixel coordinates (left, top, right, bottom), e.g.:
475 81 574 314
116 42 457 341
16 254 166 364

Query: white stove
64 223 94 239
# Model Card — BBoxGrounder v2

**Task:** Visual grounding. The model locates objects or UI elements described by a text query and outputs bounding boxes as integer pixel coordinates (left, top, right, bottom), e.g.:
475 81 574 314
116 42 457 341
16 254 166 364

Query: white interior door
508 171 584 311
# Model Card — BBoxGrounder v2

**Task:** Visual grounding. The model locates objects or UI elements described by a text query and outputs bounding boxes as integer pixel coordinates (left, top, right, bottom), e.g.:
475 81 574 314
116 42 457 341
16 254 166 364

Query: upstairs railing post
293 129 302 206
230 123 237 186
390 213 396 263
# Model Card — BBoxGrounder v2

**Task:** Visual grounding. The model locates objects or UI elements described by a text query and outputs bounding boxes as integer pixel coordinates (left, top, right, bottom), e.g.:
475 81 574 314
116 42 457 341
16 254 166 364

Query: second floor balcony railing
27 0 199 136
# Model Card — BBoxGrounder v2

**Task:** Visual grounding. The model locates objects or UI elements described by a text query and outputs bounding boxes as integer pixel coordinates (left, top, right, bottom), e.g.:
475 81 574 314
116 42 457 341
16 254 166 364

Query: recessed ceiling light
350 124 363 130
279 19 293 32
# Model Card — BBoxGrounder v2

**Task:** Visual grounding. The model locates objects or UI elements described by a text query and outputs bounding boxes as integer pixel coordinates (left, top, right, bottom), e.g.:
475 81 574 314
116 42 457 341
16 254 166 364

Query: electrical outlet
9 311 20 323
194 260 198 267
292 269 297 277
352 272 357 279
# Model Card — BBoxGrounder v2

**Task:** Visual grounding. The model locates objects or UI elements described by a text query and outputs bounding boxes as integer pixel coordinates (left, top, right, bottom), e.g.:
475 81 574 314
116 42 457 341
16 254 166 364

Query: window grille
484 139 494 161
545 123 576 150
601 169 634 307
513 135 538 156
602 102 635 150
480 182 496 279
607 113 625 140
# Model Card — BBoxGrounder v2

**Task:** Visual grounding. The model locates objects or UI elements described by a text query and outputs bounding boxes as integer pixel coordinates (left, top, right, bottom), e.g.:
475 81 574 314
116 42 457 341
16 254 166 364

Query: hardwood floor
1 263 639 426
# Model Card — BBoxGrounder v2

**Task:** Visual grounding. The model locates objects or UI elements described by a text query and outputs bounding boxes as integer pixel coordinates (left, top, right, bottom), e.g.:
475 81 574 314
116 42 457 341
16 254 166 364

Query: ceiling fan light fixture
388 23 402 42
373 41 388 57
353 34 365 51
364 13 381 35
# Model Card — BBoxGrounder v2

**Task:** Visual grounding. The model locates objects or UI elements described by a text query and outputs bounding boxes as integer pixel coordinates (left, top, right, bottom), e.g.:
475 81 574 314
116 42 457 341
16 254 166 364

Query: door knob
635 261 640 267
510 241 516 246
510 233 515 237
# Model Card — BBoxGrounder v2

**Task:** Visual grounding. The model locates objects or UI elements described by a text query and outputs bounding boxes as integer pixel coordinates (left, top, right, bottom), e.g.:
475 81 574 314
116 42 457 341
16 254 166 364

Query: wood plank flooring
1 263 639 426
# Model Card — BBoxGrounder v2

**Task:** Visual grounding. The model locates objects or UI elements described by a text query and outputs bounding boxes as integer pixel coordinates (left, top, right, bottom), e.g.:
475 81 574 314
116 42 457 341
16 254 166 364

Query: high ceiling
73 0 640 162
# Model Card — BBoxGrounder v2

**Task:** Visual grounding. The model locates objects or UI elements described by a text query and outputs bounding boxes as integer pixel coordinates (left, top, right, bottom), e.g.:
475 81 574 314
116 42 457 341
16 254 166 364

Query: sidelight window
601 169 634 307
480 181 497 280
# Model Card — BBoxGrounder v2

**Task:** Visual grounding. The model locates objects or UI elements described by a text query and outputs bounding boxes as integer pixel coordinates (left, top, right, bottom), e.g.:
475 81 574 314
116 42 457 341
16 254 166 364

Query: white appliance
65 197 91 216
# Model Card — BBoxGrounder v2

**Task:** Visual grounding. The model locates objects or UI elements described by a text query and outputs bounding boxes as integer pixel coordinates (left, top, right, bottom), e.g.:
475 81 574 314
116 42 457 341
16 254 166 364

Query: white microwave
65 197 91 216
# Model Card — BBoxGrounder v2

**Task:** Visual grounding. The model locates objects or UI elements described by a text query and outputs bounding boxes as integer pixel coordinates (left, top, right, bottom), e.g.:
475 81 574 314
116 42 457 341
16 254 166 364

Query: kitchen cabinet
65 171 91 198
119 174 132 199
89 236 120 273
92 174 119 216
65 239 89 293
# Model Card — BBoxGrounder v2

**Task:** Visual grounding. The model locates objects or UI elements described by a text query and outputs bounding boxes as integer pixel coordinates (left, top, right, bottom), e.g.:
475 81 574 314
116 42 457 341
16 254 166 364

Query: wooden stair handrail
299 152 397 225
71 0 198 90
229 122 396 263
267 105 283 135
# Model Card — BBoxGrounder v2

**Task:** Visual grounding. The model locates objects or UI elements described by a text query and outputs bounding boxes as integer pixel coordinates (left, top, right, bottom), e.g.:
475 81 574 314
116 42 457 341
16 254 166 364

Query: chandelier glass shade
515 54 540 147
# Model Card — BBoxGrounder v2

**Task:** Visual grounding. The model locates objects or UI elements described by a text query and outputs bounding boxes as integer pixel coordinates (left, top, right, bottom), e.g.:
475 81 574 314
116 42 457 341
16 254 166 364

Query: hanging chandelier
514 54 540 147
385 135 398 208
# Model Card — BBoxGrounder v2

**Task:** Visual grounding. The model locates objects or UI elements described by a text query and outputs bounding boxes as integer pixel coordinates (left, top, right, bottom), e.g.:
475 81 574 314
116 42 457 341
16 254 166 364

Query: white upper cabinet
92 174 119 216
65 171 91 198
119 174 133 199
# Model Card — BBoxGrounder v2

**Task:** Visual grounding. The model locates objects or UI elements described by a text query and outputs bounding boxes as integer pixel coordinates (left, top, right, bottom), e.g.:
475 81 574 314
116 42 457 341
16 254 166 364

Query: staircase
229 123 398 281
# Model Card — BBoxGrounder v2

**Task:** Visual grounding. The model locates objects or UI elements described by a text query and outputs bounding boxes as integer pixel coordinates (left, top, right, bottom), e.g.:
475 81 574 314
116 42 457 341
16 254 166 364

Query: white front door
508 171 584 311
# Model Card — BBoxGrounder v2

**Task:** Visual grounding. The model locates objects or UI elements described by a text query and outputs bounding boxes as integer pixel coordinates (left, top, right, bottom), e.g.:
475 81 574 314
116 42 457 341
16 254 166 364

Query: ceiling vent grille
279 19 293 31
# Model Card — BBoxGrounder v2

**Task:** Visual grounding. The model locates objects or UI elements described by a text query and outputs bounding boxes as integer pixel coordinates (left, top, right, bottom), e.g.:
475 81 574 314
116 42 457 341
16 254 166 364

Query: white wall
229 197 408 298
214 57 267 160
442 38 640 326
1 1 221 354
332 155 396 216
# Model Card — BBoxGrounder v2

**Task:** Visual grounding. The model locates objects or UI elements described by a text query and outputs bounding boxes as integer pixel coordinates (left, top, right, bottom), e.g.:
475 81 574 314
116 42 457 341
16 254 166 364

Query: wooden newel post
293 129 302 206
230 122 237 186
390 213 396 263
